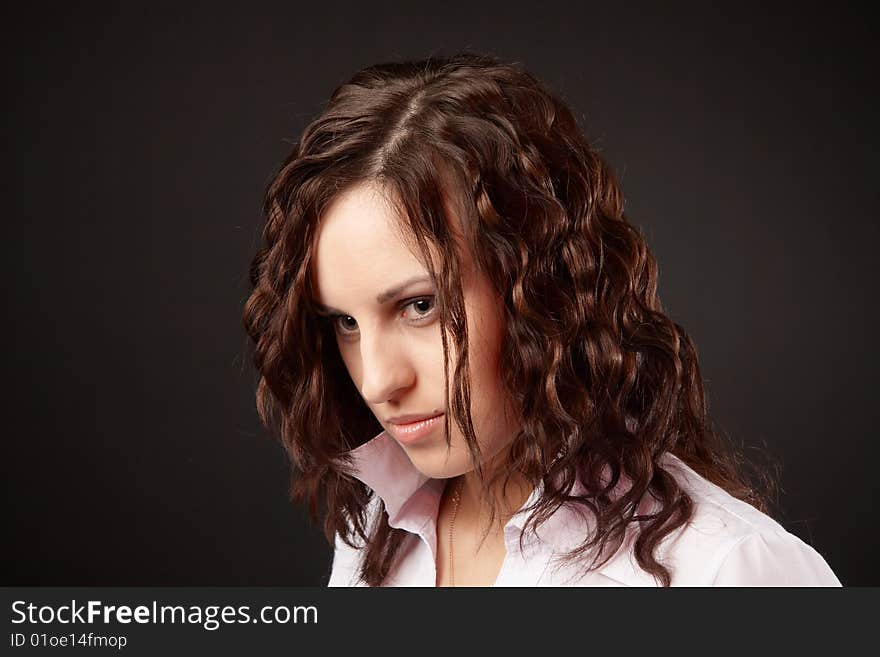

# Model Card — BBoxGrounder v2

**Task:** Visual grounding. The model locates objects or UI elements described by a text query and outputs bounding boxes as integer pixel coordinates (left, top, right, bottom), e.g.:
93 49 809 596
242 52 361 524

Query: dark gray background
4 2 877 585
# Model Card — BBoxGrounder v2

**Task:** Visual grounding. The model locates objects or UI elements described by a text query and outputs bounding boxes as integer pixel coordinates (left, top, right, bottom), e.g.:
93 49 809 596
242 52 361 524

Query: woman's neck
451 464 534 538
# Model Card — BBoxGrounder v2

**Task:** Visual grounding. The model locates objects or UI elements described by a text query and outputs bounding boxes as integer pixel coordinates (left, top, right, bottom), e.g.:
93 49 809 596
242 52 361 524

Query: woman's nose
358 331 415 404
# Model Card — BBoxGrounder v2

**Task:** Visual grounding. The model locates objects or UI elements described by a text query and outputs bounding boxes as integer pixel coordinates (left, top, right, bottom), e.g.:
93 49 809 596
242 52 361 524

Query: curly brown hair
243 52 774 586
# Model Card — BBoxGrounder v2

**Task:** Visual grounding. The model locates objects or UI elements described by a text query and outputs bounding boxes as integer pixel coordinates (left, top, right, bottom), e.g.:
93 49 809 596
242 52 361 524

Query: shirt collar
345 430 667 585
346 430 607 549
346 430 435 527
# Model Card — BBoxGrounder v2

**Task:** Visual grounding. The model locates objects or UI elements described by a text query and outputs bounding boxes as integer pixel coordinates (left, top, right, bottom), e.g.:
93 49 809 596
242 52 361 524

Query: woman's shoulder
327 495 384 587
596 453 841 586
661 452 785 536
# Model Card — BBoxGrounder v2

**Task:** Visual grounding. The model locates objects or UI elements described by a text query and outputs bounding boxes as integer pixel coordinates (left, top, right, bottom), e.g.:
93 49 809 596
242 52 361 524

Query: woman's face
311 182 518 479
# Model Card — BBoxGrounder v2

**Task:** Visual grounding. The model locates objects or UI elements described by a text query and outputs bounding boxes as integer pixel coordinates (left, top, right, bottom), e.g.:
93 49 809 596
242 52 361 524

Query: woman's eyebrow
315 275 433 315
375 275 433 303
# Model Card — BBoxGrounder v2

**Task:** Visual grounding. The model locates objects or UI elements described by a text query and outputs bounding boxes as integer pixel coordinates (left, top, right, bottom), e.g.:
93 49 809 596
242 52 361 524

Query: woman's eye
329 296 437 339
402 296 436 320
333 315 358 334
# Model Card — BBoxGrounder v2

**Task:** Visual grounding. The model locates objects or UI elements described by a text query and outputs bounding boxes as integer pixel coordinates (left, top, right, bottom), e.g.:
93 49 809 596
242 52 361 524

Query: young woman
243 52 840 586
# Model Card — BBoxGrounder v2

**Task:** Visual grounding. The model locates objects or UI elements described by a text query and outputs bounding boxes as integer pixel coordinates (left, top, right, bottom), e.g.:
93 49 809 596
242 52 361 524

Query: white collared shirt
328 431 841 586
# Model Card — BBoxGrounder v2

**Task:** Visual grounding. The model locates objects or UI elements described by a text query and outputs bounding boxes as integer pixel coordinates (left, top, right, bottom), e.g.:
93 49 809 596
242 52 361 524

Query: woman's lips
388 413 445 445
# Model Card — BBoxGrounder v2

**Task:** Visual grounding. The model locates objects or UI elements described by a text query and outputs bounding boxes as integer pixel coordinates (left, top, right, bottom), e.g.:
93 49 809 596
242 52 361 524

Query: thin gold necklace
448 477 463 587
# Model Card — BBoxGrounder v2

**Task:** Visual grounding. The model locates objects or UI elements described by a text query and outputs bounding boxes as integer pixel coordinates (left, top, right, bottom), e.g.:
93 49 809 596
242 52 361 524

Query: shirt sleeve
327 530 367 587
711 530 841 586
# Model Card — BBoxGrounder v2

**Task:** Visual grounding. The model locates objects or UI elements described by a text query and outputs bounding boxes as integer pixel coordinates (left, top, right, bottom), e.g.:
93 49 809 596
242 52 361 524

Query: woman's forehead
309 181 478 304
310 185 433 302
